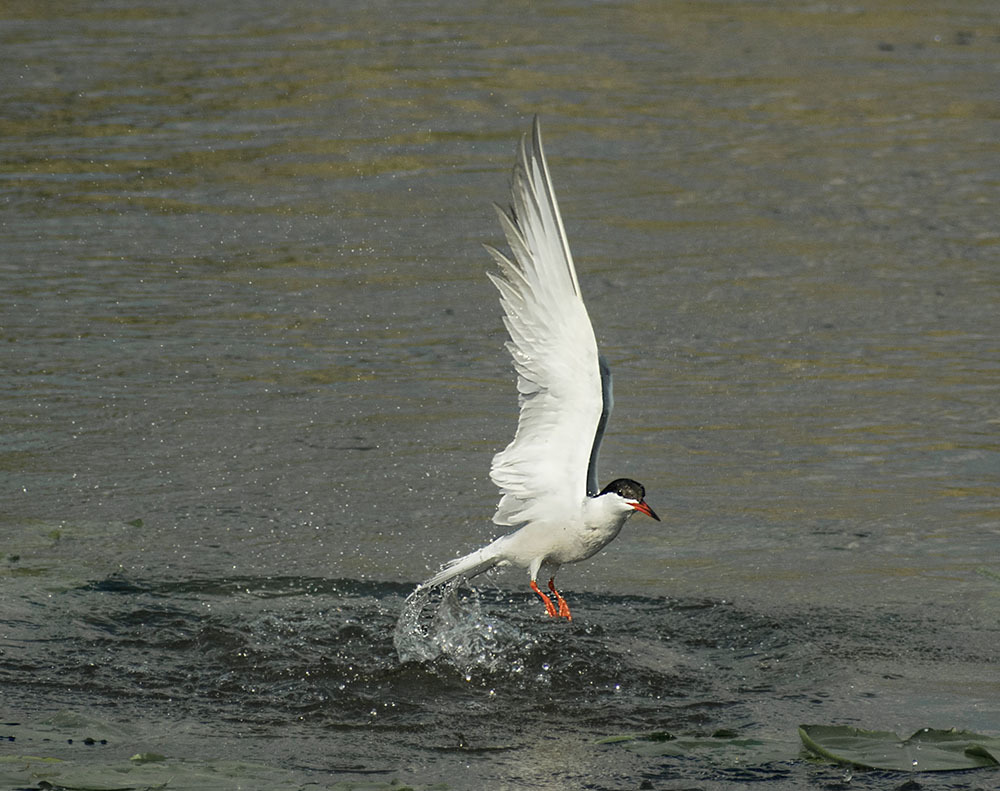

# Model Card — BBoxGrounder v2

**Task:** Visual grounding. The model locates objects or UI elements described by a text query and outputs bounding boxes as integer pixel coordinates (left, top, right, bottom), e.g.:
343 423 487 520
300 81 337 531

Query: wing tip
531 114 543 160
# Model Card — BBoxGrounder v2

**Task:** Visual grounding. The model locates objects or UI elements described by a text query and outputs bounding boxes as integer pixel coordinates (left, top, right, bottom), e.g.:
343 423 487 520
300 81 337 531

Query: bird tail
416 535 508 591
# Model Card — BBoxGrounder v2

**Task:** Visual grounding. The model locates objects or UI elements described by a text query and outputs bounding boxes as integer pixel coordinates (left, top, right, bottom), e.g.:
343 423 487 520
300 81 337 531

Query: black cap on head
599 478 660 521
599 478 646 501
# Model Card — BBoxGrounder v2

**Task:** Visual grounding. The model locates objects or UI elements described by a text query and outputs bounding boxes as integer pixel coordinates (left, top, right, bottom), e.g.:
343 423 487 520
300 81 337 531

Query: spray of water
393 581 528 673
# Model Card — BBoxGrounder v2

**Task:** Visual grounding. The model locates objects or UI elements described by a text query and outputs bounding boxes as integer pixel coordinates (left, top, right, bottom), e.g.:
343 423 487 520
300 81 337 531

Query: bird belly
566 522 624 563
521 521 623 567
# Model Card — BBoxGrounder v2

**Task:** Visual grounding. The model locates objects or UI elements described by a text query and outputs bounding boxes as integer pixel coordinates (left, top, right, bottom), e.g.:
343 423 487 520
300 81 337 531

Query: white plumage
412 117 658 621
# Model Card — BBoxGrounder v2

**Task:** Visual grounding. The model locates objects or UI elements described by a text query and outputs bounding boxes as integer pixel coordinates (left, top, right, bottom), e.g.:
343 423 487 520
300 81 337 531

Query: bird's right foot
530 580 558 617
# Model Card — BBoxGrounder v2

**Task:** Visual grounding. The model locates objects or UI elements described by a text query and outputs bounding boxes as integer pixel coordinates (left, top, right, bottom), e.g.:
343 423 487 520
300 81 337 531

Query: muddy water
2 1 998 789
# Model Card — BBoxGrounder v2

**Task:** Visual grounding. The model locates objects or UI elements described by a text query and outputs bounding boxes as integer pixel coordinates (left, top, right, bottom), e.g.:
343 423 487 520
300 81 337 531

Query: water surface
2 1 998 789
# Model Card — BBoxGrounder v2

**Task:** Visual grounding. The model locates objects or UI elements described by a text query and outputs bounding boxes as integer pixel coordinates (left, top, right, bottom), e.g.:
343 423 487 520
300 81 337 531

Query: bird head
599 478 660 521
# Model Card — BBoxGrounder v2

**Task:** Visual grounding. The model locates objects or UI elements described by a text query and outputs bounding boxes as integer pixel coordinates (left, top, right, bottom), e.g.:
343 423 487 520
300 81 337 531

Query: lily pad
799 725 1000 772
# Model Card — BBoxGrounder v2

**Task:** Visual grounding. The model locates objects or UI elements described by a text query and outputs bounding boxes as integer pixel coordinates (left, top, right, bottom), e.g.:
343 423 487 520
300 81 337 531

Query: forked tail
413 536 508 593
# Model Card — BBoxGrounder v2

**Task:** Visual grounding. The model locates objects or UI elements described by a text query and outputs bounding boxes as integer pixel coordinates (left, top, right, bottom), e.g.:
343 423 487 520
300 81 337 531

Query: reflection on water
2 0 998 788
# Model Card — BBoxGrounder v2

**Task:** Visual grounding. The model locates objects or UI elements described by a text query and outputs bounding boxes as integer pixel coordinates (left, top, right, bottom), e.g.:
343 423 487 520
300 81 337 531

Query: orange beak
631 499 660 521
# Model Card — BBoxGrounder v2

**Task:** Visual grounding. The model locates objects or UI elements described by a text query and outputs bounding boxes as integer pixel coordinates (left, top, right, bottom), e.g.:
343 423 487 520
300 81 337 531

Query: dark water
2 1 999 789
3 571 998 789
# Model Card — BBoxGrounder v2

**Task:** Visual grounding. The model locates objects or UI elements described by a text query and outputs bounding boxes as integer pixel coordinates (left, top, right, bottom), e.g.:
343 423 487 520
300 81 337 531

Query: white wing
484 117 610 527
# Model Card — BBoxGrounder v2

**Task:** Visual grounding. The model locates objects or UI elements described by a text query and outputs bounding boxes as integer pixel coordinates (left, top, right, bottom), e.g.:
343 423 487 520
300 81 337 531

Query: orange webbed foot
530 579 558 617
548 578 572 621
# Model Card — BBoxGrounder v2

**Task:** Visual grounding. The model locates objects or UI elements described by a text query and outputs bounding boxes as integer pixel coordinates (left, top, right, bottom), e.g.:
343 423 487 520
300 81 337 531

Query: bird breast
549 497 632 564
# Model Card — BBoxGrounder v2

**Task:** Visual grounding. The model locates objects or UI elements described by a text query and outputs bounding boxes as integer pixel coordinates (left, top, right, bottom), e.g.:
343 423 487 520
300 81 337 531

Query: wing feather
487 117 608 527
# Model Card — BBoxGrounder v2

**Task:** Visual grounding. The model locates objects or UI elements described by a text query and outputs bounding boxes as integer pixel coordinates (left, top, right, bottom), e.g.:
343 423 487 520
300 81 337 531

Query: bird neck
583 493 633 531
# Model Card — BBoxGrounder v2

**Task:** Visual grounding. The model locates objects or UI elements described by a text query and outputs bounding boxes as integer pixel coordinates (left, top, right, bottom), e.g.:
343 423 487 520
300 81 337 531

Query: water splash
393 582 526 672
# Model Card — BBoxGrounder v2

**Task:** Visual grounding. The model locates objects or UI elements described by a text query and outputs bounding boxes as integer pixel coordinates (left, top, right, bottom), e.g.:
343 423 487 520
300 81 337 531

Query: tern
412 117 659 621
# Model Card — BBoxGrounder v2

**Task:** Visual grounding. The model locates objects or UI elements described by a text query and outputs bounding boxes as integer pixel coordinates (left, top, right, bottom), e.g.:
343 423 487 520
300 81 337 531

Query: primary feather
484 118 606 528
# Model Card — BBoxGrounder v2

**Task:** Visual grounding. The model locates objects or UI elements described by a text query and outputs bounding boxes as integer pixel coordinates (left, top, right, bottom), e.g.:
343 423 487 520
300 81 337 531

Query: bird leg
548 578 572 621
530 580 558 617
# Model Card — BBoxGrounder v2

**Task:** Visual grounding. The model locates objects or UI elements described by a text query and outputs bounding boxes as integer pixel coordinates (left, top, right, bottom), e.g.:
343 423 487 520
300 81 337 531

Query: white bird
412 117 659 621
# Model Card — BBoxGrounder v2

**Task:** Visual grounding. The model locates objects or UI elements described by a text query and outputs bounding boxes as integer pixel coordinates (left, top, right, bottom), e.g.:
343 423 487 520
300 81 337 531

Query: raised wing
484 117 610 526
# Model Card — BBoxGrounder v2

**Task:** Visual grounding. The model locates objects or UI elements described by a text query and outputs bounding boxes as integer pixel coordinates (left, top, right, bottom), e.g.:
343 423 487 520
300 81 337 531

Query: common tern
412 117 659 621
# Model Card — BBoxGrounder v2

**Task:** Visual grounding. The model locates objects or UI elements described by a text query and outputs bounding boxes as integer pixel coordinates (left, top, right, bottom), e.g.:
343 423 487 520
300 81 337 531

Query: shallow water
2 1 999 789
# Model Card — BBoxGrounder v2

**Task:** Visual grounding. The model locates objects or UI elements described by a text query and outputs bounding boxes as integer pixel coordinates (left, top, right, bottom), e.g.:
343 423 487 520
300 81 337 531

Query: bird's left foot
548 578 572 621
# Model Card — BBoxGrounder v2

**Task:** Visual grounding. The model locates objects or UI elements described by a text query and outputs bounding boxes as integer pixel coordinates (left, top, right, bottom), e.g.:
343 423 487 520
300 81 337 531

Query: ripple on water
5 569 997 787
